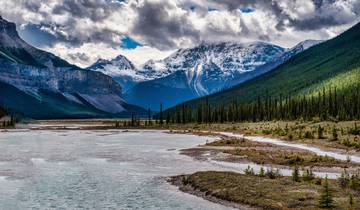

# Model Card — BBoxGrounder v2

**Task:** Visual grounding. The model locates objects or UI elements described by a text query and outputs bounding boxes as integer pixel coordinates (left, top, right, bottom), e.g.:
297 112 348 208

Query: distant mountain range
0 16 333 119
0 17 145 119
89 40 322 110
165 20 360 113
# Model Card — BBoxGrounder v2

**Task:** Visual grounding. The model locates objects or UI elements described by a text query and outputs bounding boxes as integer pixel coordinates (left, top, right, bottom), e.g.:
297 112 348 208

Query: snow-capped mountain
88 39 322 111
125 42 286 110
87 55 147 91
0 17 144 118
293 39 324 51
141 42 286 95
125 40 322 110
276 40 323 63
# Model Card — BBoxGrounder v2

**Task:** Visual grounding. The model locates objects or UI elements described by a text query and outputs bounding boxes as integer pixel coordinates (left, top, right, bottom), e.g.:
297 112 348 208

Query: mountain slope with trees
163 21 360 123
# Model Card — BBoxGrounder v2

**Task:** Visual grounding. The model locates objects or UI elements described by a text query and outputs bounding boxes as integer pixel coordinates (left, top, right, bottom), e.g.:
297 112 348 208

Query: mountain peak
114 54 128 61
291 39 323 51
0 16 19 38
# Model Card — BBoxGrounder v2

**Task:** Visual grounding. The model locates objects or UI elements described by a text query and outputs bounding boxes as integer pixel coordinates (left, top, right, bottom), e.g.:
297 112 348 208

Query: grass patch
205 136 357 168
176 171 360 210
225 148 354 168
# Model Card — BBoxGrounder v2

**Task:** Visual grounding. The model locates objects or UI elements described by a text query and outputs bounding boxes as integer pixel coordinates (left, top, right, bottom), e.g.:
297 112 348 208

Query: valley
89 41 321 110
5 119 360 209
0 3 359 209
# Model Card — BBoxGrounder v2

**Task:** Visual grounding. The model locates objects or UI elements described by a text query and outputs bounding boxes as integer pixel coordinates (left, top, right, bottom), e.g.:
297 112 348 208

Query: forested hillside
163 22 360 123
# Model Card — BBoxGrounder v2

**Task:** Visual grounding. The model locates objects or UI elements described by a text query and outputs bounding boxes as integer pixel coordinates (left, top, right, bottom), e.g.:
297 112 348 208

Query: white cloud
117 47 175 68
1 0 360 66
277 0 316 20
45 43 174 68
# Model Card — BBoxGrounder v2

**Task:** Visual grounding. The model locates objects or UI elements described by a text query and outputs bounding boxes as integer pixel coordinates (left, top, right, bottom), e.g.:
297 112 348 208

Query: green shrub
302 169 315 181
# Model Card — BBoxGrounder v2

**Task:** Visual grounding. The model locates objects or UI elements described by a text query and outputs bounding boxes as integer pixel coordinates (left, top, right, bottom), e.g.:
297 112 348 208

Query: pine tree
258 167 265 177
349 193 354 209
331 127 338 141
147 108 152 125
166 81 360 124
338 169 350 188
131 113 135 126
302 169 315 181
166 113 170 125
292 165 300 182
159 103 163 125
318 125 325 139
318 176 333 208
244 165 254 175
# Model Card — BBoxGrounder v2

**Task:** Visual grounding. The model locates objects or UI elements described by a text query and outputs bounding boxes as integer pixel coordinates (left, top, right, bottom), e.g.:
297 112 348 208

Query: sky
1 0 360 68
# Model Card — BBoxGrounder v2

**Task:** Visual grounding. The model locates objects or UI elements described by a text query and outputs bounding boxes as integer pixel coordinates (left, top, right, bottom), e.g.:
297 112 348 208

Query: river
0 128 353 209
0 129 238 210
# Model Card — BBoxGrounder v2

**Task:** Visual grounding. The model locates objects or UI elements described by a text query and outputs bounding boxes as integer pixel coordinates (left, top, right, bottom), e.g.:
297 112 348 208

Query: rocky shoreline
167 175 257 210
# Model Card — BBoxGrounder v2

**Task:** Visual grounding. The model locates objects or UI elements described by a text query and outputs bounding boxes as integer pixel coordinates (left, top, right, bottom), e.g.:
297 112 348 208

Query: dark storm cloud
24 0 127 47
68 52 90 62
2 0 360 65
23 1 41 12
209 0 256 11
209 0 360 31
52 0 121 21
131 1 200 49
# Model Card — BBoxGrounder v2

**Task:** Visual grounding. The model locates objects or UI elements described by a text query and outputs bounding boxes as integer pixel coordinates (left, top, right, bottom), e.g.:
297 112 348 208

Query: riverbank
7 119 360 209
179 136 360 174
16 119 360 174
167 121 360 157
169 171 359 210
21 120 360 157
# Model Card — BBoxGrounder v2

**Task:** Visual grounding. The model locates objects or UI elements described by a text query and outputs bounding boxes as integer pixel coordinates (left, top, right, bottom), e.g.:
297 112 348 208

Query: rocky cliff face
0 17 144 118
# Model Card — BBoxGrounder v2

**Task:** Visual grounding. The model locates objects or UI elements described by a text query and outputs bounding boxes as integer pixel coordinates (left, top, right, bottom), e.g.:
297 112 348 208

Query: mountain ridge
124 40 321 110
164 21 360 114
0 17 145 119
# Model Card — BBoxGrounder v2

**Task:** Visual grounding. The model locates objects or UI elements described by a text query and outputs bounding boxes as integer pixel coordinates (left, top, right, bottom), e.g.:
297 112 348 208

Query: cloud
130 0 200 50
208 0 360 31
44 42 174 68
67 52 90 63
1 0 359 67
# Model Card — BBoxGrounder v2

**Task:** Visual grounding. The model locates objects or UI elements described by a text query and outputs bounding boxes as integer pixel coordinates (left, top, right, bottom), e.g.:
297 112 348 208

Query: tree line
0 106 6 118
161 85 360 123
0 106 16 128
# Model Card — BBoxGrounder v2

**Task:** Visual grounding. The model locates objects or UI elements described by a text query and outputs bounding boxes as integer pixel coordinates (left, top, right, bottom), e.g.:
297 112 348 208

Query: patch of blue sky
18 24 57 48
105 0 126 5
121 36 141 49
240 7 255 13
208 7 218 12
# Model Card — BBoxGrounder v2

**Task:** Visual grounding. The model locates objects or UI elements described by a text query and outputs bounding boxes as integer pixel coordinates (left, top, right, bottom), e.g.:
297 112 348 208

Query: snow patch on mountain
124 39 324 111
293 40 323 51
140 41 286 94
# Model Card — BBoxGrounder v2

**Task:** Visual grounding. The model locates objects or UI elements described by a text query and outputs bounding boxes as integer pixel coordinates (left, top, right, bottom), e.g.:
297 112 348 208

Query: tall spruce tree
159 103 164 125
319 176 333 208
